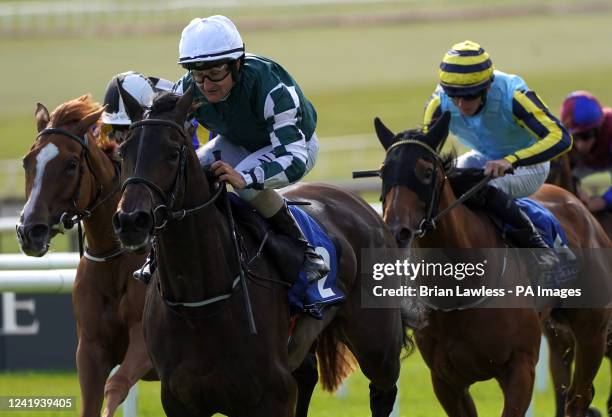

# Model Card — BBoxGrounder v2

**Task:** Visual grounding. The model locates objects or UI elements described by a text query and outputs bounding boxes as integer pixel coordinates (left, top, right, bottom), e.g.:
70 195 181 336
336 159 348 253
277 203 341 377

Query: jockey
423 40 572 273
560 91 612 213
170 15 329 286
101 71 200 149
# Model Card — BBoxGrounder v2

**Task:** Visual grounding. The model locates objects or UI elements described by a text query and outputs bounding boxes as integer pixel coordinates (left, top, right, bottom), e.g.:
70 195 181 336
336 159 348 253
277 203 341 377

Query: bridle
121 117 257 333
384 138 447 237
36 127 122 257
121 118 222 231
382 139 492 238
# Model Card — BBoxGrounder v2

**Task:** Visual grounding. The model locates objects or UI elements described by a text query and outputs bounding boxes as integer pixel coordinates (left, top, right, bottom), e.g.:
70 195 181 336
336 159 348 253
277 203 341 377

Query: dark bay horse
111 87 411 417
17 95 155 417
370 112 611 417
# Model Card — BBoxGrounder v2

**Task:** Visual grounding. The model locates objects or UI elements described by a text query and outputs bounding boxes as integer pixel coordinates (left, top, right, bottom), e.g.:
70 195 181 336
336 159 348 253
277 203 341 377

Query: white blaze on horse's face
22 143 59 220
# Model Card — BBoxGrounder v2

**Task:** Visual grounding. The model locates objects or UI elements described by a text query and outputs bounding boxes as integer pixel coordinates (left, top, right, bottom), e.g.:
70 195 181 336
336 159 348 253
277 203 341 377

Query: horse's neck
156 173 236 302
419 182 500 248
81 147 121 254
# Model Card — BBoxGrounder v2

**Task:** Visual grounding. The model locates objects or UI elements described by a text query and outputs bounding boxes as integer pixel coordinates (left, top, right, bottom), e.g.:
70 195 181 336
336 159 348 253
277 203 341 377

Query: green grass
0 347 610 416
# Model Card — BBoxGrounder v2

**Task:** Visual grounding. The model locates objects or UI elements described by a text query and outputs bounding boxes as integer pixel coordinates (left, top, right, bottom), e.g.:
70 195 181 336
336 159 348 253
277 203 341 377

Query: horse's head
112 86 198 251
375 112 451 247
17 95 105 256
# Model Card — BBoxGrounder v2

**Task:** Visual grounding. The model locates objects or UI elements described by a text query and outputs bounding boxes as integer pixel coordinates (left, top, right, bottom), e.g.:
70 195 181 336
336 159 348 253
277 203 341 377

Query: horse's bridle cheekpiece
122 118 222 231
36 127 122 257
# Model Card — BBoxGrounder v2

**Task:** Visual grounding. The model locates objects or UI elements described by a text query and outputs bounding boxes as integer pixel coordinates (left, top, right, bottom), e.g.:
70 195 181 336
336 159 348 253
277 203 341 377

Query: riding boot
266 203 329 283
482 185 560 279
133 249 156 285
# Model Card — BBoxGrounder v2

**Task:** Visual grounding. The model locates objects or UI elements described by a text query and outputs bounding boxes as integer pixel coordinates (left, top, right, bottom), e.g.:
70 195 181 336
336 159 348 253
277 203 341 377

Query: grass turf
0 347 610 416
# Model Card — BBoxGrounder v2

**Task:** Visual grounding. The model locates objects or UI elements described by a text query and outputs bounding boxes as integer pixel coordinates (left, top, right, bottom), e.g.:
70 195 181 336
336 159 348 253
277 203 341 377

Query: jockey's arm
239 83 309 190
504 89 572 167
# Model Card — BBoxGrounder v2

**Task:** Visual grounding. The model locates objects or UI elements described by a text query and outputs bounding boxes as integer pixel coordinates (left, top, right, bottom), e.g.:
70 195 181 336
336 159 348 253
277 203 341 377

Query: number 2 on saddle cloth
226 192 345 319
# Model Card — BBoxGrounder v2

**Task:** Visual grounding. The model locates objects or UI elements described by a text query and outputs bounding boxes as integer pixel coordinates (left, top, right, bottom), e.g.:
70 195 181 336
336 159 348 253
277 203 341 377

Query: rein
37 127 123 259
122 118 257 333
121 119 223 229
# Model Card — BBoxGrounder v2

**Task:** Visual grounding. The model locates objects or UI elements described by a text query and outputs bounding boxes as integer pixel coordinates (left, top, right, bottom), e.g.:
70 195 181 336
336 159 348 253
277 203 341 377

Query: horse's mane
48 94 118 157
50 94 101 129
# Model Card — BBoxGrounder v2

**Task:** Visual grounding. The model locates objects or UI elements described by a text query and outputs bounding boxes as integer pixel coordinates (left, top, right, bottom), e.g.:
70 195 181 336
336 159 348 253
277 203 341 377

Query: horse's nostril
29 224 50 241
112 212 122 233
395 228 413 247
16 224 25 240
133 212 152 231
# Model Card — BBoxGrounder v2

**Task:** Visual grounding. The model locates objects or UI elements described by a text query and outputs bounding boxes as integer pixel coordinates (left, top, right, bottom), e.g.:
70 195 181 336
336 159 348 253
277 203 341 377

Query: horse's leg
160 384 206 417
607 356 612 417
496 351 535 417
76 337 113 417
102 324 153 417
543 322 575 417
234 373 298 417
344 310 402 417
565 310 607 417
293 349 318 417
431 374 471 417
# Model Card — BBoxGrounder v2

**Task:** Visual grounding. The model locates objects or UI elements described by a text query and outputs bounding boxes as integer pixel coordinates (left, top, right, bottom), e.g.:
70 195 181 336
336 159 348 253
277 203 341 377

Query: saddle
220 193 345 319
222 193 303 285
448 169 579 289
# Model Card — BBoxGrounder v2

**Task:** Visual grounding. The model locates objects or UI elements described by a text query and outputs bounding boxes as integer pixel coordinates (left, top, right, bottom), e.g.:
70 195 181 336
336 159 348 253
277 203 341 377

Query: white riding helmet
102 72 171 125
178 15 245 68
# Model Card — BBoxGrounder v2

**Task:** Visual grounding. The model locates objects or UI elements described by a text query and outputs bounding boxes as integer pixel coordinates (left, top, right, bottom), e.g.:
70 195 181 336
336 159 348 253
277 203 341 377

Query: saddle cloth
510 198 569 248
226 193 345 319
286 205 345 319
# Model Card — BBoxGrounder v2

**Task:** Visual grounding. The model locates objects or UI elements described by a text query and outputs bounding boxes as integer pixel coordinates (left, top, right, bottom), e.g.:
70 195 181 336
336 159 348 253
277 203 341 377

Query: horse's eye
66 159 78 172
168 150 180 161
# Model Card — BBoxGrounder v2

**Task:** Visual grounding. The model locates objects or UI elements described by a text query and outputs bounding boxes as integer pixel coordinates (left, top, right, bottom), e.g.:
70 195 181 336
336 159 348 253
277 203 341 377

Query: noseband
121 118 222 230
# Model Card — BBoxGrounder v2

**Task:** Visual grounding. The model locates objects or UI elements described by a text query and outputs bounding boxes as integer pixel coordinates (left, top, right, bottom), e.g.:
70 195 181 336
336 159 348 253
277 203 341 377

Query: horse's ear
117 79 143 123
174 85 194 123
35 103 50 133
374 117 395 150
424 111 451 151
75 106 105 135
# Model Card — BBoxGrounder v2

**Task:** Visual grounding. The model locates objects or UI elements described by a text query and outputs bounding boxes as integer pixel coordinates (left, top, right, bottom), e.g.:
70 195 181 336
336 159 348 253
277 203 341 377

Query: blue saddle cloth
287 205 345 319
506 198 569 248
505 198 578 289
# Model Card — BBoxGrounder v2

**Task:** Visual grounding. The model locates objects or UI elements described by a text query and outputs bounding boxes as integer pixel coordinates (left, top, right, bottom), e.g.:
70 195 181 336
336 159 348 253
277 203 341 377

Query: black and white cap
102 71 172 125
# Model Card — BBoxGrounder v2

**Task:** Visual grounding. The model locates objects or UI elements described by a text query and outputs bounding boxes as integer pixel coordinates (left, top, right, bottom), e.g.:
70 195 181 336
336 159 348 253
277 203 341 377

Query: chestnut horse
370 112 611 416
546 153 612 417
111 88 412 417
16 95 154 417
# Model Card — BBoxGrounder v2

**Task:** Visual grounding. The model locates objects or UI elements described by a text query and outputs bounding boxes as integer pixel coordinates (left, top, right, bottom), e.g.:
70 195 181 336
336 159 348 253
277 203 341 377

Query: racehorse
16 95 155 417
546 152 612 417
111 87 412 417
369 112 611 417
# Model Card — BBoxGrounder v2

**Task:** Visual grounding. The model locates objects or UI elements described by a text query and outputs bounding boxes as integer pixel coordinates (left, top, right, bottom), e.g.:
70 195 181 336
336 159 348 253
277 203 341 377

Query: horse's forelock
49 94 103 128
149 92 181 118
392 128 457 174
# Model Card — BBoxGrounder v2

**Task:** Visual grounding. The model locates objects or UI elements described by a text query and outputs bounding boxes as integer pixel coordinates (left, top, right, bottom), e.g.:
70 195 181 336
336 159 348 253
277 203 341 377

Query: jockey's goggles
573 128 598 142
449 93 482 102
189 64 232 83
